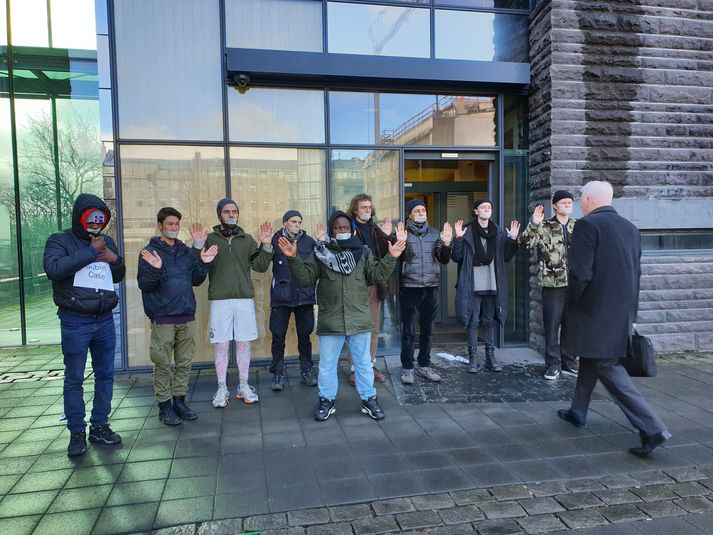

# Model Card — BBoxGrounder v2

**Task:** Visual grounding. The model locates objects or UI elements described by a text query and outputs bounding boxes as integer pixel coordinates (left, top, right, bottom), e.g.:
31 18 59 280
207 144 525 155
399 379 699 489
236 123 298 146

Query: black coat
137 236 208 319
561 206 641 359
43 194 126 318
451 221 518 328
270 230 316 308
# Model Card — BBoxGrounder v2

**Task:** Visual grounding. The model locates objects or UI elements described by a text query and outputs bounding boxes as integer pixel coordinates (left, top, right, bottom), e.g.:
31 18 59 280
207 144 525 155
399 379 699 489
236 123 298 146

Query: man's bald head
581 180 613 215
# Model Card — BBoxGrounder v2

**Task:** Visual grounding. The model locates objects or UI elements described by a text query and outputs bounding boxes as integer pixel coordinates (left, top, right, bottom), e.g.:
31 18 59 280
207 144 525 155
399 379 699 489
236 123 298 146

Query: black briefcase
621 327 657 378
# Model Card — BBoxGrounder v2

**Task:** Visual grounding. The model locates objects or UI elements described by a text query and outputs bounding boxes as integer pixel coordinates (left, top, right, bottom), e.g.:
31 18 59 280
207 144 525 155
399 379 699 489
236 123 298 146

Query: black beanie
473 199 492 210
552 190 574 205
216 198 238 218
406 199 426 216
282 210 303 223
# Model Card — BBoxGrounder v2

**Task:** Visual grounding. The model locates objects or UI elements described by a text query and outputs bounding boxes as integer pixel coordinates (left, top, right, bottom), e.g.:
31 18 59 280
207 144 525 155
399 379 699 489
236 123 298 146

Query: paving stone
599 503 649 523
593 488 641 505
697 479 713 492
674 496 713 513
244 512 288 531
668 481 710 497
306 522 353 535
450 488 493 505
410 493 454 510
371 498 414 516
154 496 213 528
260 528 305 535
329 504 373 522
632 471 675 485
196 519 244 535
287 507 331 526
526 481 567 498
396 510 442 530
474 518 523 535
152 526 196 535
437 504 484 525
597 474 641 489
556 508 609 529
478 501 527 519
664 467 709 482
516 513 566 534
554 492 603 510
517 497 564 515
565 479 606 493
351 514 399 535
489 485 531 501
632 484 679 502
419 524 476 535
637 500 687 518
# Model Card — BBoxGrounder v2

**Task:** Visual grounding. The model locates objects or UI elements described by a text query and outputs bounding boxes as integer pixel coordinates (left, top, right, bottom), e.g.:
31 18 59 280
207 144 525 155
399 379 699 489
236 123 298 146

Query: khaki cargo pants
150 321 196 402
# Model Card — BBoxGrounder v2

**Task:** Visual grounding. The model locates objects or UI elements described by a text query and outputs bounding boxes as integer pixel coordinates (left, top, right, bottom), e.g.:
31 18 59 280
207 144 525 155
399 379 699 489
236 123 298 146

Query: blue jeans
318 332 375 401
61 316 116 432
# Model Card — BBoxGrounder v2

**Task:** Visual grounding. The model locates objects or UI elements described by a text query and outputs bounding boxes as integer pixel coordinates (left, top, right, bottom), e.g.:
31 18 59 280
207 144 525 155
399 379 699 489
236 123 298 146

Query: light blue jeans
318 332 375 401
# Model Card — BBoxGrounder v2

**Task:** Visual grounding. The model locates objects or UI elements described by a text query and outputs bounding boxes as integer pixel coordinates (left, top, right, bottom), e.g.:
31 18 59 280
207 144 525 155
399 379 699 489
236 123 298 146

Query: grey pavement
1 344 713 534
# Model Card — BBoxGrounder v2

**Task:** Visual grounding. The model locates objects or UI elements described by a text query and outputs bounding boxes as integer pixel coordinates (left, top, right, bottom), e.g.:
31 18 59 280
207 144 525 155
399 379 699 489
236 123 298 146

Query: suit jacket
561 206 641 359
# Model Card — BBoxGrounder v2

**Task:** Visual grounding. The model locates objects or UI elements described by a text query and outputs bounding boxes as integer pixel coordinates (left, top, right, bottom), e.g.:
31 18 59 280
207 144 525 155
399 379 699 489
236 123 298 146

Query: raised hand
200 244 219 264
507 220 521 240
277 236 297 257
140 249 162 269
532 205 545 225
379 219 393 236
258 222 274 245
454 220 467 238
388 239 407 258
314 222 327 242
90 234 106 252
189 223 208 246
440 222 453 246
395 221 407 242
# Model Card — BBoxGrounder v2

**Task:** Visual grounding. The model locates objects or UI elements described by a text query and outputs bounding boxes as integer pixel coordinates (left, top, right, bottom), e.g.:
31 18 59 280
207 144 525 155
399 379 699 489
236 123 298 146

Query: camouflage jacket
519 216 576 288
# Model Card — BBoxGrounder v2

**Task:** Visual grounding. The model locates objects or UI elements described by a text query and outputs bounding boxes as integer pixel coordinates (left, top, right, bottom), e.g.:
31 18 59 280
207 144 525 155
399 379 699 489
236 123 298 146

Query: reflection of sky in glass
229 88 325 143
51 0 97 49
10 0 49 47
435 10 496 61
0 3 7 45
328 2 429 58
0 99 13 186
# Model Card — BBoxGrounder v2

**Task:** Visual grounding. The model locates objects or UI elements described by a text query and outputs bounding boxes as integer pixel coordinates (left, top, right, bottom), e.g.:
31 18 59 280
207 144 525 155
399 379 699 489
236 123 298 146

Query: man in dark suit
558 181 670 457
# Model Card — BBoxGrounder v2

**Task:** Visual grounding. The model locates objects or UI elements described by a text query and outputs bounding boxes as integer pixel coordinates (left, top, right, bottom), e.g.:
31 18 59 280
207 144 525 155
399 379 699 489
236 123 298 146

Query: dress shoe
557 409 587 428
628 431 672 458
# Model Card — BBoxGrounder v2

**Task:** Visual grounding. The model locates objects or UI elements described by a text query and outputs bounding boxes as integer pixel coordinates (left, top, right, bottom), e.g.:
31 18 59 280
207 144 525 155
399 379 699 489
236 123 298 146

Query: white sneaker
236 382 259 404
212 383 230 408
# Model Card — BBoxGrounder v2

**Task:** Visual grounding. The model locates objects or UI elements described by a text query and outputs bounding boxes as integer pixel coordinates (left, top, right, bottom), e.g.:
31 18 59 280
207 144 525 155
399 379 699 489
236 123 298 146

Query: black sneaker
562 363 579 377
67 429 87 457
301 368 317 387
89 424 122 446
557 409 587 428
272 372 285 392
361 396 385 420
314 397 335 421
544 367 561 381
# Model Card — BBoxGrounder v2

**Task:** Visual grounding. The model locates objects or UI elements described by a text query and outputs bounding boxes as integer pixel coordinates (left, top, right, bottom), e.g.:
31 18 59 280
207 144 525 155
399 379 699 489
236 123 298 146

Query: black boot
467 345 479 374
485 346 502 372
629 431 672 458
158 400 183 426
172 396 197 421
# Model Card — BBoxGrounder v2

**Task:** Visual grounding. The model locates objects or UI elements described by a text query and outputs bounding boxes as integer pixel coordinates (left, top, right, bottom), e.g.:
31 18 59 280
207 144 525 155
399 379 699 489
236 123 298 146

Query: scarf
406 218 429 237
314 211 365 275
473 220 497 266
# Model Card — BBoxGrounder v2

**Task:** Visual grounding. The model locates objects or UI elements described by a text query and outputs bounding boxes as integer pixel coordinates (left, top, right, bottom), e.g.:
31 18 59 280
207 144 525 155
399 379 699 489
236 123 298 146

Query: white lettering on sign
73 262 114 291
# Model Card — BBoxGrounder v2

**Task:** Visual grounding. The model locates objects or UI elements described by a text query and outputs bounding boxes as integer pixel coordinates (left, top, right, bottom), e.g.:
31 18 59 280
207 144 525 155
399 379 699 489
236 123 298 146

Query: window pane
230 146 326 360
10 0 49 47
435 10 529 63
51 0 97 50
504 94 528 150
435 0 529 9
114 0 223 141
330 148 400 350
229 87 325 143
225 0 323 52
330 91 497 146
328 2 430 58
120 145 226 367
0 2 7 46
504 153 528 343
0 98 21 346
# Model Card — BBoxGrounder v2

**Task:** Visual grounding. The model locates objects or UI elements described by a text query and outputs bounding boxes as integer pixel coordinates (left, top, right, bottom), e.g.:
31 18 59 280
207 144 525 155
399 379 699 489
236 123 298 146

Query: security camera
235 74 250 88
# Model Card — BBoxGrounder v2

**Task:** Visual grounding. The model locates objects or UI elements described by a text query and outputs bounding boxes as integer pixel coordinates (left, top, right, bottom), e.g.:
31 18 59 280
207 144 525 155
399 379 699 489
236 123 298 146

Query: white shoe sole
361 407 385 420
561 369 578 377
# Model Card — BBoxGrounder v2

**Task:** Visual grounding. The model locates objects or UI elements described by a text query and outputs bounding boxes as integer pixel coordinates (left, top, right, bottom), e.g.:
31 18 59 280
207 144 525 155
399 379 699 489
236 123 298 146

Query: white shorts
209 299 258 343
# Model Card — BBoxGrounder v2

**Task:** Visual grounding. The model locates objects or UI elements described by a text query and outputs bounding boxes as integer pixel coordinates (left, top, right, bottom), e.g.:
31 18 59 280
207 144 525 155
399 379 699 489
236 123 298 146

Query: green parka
287 245 396 336
204 225 273 300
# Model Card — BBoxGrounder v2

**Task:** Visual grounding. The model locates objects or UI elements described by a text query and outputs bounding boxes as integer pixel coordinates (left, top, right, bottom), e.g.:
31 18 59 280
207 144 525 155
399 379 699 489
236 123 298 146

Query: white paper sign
73 262 114 291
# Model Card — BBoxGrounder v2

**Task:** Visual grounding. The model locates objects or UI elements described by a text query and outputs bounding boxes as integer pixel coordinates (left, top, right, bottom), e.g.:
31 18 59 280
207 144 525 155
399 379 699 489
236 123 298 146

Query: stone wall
527 0 713 354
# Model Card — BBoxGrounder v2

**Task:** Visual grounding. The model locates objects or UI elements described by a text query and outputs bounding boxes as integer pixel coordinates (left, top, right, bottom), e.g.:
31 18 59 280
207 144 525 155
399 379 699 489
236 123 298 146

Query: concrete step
639 274 713 291
645 332 713 354
636 320 713 335
641 254 713 264
642 262 713 276
639 299 713 311
639 288 713 302
637 308 713 324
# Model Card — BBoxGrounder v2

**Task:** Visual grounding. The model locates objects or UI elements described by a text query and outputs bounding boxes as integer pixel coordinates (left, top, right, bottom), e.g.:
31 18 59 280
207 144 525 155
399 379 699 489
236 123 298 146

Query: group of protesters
44 180 671 459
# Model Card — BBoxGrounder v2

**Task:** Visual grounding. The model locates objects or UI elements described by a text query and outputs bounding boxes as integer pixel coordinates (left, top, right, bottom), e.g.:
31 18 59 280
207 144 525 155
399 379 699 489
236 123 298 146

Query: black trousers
400 287 439 369
542 286 576 370
269 305 315 374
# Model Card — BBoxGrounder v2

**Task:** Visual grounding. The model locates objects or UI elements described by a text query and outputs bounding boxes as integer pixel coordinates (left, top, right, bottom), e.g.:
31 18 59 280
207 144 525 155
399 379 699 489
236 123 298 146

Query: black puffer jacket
270 230 316 307
399 222 450 288
137 236 208 319
43 194 126 318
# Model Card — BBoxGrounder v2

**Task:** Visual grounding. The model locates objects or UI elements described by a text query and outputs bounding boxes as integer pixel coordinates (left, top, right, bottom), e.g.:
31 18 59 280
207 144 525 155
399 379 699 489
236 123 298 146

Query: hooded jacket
137 236 208 319
43 193 126 318
270 229 316 308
